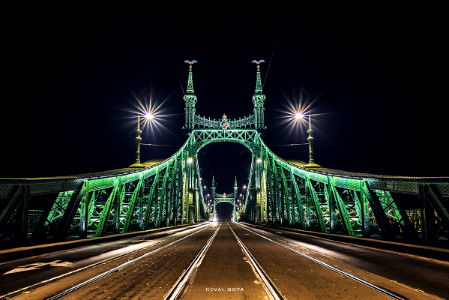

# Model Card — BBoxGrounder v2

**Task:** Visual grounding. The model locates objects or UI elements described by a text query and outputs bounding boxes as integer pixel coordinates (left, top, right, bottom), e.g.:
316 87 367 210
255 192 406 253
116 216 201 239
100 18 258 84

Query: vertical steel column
279 163 291 227
290 170 306 229
157 167 169 228
425 185 449 235
272 160 280 225
95 180 119 237
305 176 326 232
137 173 145 230
419 185 436 245
328 178 353 236
169 159 178 226
325 178 336 233
54 183 86 240
15 186 30 244
123 175 143 233
0 185 25 233
360 181 395 240
144 170 159 230
31 193 58 241
358 182 370 237
114 179 124 234
79 181 90 238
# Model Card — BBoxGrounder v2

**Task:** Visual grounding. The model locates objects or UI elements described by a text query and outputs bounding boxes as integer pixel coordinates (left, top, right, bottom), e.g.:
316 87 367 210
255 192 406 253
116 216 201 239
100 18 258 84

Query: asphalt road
3 222 448 299
0 224 205 297
241 223 449 298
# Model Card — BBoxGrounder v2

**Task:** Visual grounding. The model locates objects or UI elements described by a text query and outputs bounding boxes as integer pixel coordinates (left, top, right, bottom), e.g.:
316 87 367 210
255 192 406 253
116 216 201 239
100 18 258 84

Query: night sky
2 3 446 218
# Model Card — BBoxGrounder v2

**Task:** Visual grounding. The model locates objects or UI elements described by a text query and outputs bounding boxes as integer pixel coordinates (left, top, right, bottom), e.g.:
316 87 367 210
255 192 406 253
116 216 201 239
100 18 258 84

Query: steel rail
163 223 222 300
228 223 284 300
0 225 206 299
43 223 210 300
236 223 406 300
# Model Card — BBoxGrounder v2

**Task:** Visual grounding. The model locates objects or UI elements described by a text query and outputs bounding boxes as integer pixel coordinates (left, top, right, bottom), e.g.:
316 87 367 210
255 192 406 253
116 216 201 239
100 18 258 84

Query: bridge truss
1 61 448 246
1 128 448 245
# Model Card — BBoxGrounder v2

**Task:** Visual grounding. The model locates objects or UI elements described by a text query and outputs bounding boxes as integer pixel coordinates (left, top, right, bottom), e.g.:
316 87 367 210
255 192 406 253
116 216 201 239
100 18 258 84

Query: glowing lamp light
144 112 154 120
187 157 193 163
295 112 304 120
243 185 247 189
257 158 262 163
204 186 206 189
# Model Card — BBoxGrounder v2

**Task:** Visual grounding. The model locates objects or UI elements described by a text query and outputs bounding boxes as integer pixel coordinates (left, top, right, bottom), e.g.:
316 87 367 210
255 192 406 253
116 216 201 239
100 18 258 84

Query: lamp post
303 114 321 168
129 115 145 168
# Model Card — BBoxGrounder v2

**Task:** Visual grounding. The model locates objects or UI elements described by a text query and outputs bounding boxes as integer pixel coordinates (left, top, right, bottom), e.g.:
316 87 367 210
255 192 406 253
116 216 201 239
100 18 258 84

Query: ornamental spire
251 60 264 94
234 176 237 187
184 60 197 94
183 60 197 130
251 60 266 129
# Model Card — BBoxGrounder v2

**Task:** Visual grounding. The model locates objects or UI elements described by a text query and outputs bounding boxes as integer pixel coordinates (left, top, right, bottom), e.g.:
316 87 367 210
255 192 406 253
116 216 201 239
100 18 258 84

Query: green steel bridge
1 61 448 247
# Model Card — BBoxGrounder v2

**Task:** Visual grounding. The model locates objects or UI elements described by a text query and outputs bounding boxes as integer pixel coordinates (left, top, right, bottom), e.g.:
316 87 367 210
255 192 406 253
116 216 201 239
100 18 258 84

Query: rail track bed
4 223 446 300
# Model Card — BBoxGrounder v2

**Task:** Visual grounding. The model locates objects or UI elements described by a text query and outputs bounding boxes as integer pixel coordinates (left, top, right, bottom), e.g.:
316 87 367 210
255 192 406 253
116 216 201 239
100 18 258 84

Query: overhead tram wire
269 143 309 146
141 143 181 147
263 0 290 89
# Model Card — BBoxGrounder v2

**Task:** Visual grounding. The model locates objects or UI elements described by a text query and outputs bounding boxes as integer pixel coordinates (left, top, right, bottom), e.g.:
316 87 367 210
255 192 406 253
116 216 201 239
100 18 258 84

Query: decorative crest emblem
221 121 228 129
184 60 198 65
251 60 265 65
221 113 228 129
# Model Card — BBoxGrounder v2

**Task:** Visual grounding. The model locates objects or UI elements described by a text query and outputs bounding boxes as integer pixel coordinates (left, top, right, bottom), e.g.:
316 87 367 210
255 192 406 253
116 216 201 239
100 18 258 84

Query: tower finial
184 60 197 94
251 60 264 94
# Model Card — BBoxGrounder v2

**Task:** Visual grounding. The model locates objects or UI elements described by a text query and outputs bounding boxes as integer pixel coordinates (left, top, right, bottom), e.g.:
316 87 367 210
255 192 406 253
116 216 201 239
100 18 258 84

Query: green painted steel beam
305 175 326 232
328 177 354 236
123 174 143 233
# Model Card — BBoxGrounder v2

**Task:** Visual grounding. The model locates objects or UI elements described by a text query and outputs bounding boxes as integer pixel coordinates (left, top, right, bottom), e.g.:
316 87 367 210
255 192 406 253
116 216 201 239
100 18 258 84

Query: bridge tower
252 61 266 130
183 60 197 130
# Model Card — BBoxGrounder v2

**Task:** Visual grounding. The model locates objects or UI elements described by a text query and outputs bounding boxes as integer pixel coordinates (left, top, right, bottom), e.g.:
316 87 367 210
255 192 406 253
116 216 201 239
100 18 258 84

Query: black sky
2 0 446 196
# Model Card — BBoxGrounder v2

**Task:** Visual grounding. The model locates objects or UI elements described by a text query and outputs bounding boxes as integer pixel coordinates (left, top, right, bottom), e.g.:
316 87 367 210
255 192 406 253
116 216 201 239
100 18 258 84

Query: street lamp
187 157 193 163
303 114 321 168
295 112 304 120
130 115 145 168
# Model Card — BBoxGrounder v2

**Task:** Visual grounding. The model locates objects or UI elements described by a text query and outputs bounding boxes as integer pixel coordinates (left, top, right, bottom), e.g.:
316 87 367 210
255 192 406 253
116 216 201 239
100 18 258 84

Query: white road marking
3 260 75 275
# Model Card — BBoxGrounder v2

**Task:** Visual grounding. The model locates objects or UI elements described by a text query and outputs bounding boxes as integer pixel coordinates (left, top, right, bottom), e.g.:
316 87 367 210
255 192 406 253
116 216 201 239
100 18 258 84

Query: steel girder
2 128 449 246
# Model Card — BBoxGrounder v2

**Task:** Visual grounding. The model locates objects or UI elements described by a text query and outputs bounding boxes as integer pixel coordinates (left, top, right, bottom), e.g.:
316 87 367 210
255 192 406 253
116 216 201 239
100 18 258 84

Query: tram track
235 223 406 300
1 224 210 300
163 223 222 300
7 222 437 299
228 222 284 300
43 223 211 300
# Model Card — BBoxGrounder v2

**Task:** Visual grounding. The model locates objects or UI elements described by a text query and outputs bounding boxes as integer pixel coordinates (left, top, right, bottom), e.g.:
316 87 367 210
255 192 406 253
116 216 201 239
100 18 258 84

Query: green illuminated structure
1 61 448 247
209 176 239 222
